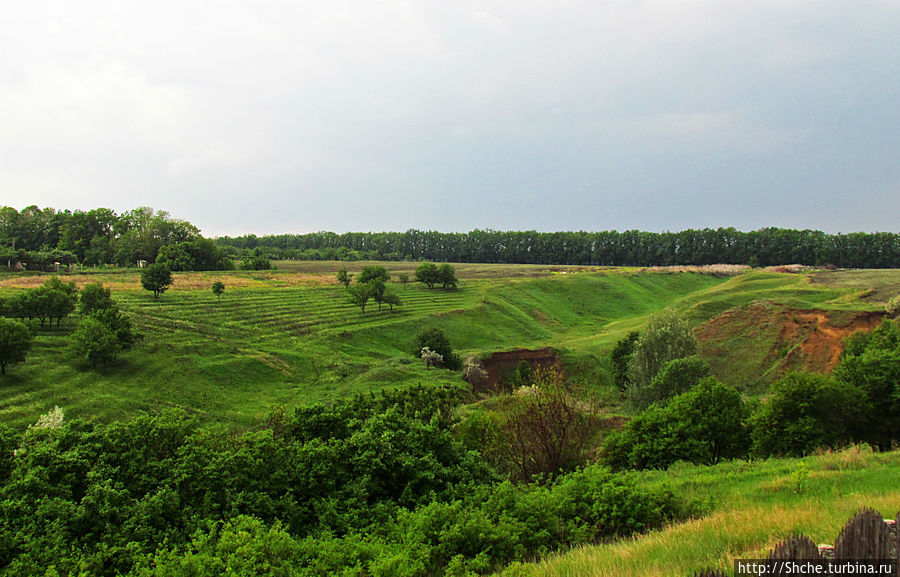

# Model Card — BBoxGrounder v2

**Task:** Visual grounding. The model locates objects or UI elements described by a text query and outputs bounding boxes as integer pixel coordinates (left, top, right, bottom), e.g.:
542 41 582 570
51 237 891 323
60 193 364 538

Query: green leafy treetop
80 282 114 315
68 316 121 369
0 318 32 375
437 263 458 289
358 265 389 284
336 267 352 288
212 281 225 300
415 262 439 289
141 263 173 299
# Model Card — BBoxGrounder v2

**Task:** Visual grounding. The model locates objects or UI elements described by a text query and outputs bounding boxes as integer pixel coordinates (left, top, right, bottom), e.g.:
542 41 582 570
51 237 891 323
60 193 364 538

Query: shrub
833 320 900 449
605 377 750 469
414 327 460 369
611 331 639 390
750 372 868 458
0 318 33 376
499 368 599 481
626 355 711 411
80 282 114 315
886 295 899 317
626 312 698 389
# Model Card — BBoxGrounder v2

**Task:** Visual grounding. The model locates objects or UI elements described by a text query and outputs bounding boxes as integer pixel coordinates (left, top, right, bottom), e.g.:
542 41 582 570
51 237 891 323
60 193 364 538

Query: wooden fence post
834 508 892 560
767 534 822 560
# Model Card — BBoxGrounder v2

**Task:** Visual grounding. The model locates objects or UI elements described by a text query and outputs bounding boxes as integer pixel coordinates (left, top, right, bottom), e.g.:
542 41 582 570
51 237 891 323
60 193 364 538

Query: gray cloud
2 1 898 236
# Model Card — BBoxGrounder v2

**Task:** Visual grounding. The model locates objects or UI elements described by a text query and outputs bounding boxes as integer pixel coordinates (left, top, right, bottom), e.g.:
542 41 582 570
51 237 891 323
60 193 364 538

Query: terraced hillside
0 265 895 429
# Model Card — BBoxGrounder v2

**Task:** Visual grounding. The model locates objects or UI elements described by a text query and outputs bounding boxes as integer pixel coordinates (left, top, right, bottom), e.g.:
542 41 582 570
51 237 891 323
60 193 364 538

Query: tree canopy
141 263 174 299
0 318 32 375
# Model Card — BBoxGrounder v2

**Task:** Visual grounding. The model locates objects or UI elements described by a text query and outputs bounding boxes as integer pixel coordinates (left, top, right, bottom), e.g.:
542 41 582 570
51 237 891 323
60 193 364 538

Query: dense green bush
605 378 750 470
611 331 639 390
626 312 698 391
832 319 900 450
626 355 711 411
414 327 461 370
750 372 868 458
0 386 692 576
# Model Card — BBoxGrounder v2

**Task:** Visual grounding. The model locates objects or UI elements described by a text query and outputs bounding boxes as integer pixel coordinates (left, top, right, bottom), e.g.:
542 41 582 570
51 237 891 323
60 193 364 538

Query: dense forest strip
1 206 898 269
216 228 900 268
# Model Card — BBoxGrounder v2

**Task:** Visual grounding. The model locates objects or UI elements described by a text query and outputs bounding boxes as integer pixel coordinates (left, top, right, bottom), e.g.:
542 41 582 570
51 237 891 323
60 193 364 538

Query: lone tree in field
141 263 173 299
414 327 460 369
415 262 440 289
0 318 33 376
336 267 352 288
212 281 225 300
397 273 409 290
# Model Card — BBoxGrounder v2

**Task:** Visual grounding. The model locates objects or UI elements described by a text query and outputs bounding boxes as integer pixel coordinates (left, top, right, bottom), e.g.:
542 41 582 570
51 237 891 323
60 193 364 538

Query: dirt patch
788 310 883 373
476 348 561 393
695 301 885 390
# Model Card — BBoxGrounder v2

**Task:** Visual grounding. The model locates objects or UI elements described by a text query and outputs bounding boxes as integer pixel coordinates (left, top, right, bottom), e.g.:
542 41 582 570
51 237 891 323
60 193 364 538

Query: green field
0 264 896 429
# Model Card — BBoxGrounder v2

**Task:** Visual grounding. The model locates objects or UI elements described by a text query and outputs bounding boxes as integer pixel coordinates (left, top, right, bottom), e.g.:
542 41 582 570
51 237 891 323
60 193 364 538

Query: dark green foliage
346 282 373 313
335 267 352 287
749 372 868 458
437 263 458 289
91 306 138 352
5 205 900 267
0 385 694 576
627 355 712 411
240 248 272 271
357 265 389 284
382 291 401 311
140 263 173 299
611 331 639 390
415 262 440 289
213 227 900 268
80 282 114 315
627 312 698 391
0 318 32 375
3 277 78 328
832 320 900 450
77 282 137 357
156 238 233 271
212 280 225 300
68 317 121 369
605 378 750 470
514 360 532 386
414 327 460 369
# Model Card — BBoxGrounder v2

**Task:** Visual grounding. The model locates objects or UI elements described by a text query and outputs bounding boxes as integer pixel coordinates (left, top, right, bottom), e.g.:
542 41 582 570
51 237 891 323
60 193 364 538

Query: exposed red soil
695 301 884 388
788 310 883 372
476 348 561 393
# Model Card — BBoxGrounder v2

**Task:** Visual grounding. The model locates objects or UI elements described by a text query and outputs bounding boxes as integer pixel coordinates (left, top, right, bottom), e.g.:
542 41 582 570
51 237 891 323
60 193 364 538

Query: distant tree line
216 228 900 268
6 205 897 268
0 205 232 270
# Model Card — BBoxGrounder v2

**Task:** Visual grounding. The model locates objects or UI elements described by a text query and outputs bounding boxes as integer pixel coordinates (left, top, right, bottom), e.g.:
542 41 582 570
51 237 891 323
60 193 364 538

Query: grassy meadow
1 263 896 429
501 446 900 577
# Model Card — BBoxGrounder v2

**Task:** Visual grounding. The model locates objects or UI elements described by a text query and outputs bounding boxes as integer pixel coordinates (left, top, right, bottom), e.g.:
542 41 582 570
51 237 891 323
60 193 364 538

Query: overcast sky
2 1 899 237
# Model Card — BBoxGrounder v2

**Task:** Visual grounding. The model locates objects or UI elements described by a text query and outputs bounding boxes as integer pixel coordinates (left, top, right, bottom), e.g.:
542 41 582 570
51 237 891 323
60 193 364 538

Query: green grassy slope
501 447 900 577
1 267 895 429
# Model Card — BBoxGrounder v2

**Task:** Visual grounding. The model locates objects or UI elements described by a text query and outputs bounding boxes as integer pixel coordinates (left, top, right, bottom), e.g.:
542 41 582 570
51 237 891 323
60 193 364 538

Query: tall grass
503 447 900 577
